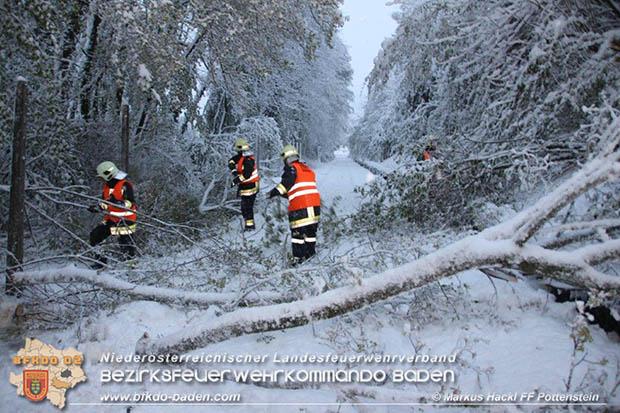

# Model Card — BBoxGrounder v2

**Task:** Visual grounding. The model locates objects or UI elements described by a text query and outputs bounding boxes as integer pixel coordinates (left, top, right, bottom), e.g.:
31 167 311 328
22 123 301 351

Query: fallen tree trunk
12 266 285 307
136 236 620 355
136 119 620 355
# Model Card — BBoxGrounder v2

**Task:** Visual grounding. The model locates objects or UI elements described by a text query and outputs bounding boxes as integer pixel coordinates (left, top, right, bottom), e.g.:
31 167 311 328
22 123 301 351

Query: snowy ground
314 147 373 216
2 150 619 412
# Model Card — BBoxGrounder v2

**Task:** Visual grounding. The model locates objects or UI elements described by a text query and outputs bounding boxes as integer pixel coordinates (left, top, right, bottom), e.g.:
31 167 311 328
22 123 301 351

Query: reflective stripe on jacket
287 162 320 212
289 205 320 229
102 179 137 224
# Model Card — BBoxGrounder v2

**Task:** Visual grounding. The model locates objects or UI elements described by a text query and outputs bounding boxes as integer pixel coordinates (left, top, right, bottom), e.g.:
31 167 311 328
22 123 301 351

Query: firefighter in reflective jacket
420 135 437 161
88 161 137 267
228 138 259 230
268 145 320 264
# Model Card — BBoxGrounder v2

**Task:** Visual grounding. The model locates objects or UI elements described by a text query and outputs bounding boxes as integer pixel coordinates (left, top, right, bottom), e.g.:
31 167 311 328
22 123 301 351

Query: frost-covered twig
538 219 620 249
565 316 593 392
24 200 90 248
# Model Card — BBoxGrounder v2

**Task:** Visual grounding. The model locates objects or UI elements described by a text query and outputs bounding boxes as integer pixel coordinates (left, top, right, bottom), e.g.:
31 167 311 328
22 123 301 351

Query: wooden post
6 78 27 295
121 103 129 171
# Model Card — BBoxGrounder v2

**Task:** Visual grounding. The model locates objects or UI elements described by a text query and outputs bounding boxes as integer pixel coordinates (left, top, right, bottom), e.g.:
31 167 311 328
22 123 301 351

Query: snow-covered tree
350 0 620 229
0 0 349 244
247 37 353 161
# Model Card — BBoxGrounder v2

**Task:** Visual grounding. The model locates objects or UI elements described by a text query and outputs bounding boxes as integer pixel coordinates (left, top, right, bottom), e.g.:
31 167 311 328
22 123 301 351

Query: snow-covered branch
508 243 620 289
538 219 620 237
12 266 285 307
485 118 620 244
137 134 620 354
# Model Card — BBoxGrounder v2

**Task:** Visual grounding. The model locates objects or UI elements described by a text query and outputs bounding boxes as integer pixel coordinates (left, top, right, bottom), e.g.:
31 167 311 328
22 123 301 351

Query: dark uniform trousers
240 193 256 229
90 222 136 261
291 223 318 259
289 205 320 260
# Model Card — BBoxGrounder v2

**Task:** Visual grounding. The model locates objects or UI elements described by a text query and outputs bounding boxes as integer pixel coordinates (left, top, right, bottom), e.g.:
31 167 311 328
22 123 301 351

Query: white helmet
96 161 119 181
234 138 250 152
280 145 299 162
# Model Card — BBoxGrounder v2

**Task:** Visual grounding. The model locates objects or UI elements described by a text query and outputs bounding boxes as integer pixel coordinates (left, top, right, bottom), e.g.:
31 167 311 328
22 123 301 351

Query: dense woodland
351 0 620 230
0 0 351 229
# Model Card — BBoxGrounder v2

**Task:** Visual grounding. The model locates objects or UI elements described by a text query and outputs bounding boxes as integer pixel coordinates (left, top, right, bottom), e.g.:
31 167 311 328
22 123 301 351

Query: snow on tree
12 265 285 307
0 0 351 257
350 0 620 229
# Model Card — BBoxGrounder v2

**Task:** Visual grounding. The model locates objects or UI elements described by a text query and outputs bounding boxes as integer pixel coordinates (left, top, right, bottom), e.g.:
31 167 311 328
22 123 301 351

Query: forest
1 0 620 411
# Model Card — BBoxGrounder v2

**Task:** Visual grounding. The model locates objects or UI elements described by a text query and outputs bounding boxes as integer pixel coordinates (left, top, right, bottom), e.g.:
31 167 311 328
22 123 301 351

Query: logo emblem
23 370 48 402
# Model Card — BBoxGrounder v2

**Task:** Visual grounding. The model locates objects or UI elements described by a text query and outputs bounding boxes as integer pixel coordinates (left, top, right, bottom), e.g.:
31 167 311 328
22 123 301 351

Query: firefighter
228 138 260 230
419 136 443 179
421 136 437 161
268 145 321 265
88 161 137 267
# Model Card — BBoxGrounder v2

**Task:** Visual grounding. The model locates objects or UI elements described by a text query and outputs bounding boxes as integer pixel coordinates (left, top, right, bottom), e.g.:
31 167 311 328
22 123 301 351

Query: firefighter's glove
267 188 278 199
231 176 241 187
98 202 109 211
87 205 100 213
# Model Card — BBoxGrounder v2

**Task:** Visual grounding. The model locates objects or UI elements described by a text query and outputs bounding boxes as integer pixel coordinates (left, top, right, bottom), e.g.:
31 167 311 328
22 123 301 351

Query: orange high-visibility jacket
237 155 259 184
102 179 137 224
287 162 320 212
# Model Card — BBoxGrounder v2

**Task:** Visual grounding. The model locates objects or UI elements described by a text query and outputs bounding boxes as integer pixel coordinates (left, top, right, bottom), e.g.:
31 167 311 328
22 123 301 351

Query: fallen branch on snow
12 265 286 307
135 119 620 355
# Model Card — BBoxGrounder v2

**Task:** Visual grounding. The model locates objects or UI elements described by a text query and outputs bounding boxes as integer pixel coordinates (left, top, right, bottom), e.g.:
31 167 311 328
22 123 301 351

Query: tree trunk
80 13 101 120
121 104 129 171
12 266 286 307
6 78 27 296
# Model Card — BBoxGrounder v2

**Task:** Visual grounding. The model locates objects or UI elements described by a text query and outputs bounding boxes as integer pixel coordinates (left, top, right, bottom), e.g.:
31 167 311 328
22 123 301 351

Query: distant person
268 145 321 265
421 136 437 161
419 137 443 179
228 138 259 230
88 161 137 268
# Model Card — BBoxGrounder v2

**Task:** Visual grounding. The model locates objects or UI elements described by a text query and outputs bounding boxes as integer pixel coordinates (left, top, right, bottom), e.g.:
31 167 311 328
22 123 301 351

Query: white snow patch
529 45 545 60
137 63 152 86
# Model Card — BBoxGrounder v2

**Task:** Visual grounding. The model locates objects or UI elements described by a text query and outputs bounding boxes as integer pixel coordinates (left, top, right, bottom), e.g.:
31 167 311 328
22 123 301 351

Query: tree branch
135 126 620 354
13 266 286 307
480 118 620 244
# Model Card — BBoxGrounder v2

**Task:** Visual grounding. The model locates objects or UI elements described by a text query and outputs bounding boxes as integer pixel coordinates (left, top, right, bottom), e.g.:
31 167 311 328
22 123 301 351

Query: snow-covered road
313 148 374 216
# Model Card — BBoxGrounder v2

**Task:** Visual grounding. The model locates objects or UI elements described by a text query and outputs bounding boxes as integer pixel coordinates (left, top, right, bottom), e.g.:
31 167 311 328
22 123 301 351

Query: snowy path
313 148 373 216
